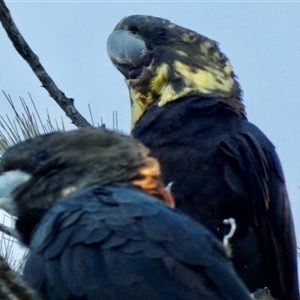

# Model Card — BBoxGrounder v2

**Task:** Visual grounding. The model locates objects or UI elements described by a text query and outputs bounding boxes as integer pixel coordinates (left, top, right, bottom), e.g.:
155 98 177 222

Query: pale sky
1 0 300 275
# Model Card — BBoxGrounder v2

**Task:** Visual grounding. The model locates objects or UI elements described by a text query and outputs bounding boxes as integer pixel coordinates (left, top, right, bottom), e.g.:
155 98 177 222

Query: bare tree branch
0 0 93 128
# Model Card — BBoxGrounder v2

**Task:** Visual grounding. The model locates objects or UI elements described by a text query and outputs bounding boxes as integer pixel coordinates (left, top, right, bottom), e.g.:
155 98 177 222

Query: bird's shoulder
30 185 224 261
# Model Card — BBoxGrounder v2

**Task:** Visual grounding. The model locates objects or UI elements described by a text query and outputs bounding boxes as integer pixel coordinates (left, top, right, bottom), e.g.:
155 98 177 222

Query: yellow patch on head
131 100 145 129
176 50 188 57
212 51 221 61
150 63 169 93
157 84 178 107
181 33 193 43
174 61 234 95
168 23 176 29
199 43 210 55
224 61 233 75
61 186 77 198
188 32 198 43
202 41 214 49
130 89 152 109
129 63 172 120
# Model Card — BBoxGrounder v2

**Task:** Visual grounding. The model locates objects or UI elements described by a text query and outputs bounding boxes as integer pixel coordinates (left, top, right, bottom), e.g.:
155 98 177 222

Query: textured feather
132 94 299 299
23 185 251 300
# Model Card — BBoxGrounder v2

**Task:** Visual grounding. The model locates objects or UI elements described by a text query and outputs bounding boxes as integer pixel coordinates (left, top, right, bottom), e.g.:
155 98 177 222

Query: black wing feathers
220 121 298 299
131 96 298 299
23 186 251 300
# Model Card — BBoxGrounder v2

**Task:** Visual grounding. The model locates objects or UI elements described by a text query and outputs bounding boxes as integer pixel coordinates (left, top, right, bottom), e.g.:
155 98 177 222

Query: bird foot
222 218 236 247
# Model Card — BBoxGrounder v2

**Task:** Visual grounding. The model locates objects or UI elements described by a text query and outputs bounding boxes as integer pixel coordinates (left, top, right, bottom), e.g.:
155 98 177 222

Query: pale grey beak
107 29 148 79
0 170 31 215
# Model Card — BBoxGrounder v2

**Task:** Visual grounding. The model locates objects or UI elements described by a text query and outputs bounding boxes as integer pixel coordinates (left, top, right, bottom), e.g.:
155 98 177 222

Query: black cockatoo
107 15 299 300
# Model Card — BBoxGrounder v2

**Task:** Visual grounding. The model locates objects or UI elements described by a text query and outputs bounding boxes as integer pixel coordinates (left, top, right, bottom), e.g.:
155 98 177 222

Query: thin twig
88 103 95 127
29 93 47 132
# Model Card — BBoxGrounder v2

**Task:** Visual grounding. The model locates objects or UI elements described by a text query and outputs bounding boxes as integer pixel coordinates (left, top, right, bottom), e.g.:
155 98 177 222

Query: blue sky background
1 0 300 274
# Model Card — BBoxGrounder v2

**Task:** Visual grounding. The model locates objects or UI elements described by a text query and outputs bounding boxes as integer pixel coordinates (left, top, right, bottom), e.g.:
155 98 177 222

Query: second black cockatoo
0 128 251 300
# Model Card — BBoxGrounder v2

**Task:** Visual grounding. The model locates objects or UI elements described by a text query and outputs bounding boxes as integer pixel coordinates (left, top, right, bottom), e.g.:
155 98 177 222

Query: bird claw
222 218 236 247
165 181 174 192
